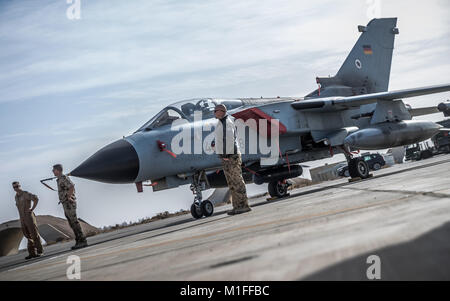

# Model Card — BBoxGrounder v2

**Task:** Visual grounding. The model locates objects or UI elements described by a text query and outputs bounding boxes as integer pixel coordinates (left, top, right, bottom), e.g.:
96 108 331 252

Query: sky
1 0 449 229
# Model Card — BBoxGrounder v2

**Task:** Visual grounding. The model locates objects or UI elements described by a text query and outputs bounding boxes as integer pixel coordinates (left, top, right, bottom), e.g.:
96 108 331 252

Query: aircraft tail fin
337 18 398 93
306 18 398 98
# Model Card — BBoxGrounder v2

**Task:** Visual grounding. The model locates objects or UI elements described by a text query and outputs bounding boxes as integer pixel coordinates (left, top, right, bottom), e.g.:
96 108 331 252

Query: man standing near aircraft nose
52 164 88 250
213 104 251 215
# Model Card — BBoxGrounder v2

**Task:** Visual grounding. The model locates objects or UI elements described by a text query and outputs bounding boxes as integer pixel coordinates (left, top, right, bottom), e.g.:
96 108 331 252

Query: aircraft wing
292 84 450 112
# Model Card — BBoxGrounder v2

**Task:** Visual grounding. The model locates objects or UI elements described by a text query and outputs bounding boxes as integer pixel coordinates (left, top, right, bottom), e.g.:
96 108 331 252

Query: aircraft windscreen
136 98 244 132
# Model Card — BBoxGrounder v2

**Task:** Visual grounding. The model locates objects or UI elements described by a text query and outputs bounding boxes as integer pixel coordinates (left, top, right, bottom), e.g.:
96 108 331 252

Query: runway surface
1 154 449 280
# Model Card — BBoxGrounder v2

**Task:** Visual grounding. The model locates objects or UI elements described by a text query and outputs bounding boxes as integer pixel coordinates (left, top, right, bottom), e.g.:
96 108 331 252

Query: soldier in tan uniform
12 181 44 259
52 164 88 250
213 104 251 215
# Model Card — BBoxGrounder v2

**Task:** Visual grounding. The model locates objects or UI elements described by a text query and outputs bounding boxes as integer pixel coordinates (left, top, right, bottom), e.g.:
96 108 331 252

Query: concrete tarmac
1 154 449 280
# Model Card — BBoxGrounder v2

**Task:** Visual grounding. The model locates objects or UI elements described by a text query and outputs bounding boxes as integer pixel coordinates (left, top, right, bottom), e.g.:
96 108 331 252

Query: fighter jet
70 18 450 219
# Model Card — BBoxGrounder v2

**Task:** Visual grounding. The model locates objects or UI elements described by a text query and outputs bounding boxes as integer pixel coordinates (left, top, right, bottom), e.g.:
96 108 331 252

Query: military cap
214 104 227 112
53 164 63 172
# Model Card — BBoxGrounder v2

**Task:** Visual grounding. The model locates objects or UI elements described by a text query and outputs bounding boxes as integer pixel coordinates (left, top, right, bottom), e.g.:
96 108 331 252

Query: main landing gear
342 145 370 179
348 157 370 178
190 171 214 219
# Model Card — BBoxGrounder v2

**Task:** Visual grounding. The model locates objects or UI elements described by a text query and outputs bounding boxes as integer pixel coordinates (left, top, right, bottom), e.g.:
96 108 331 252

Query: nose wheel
190 203 203 219
189 171 214 219
190 200 214 219
201 200 214 217
191 200 214 219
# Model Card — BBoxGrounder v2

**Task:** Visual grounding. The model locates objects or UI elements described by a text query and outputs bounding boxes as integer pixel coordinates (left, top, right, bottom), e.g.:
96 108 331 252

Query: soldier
12 181 44 260
52 164 88 250
213 104 251 215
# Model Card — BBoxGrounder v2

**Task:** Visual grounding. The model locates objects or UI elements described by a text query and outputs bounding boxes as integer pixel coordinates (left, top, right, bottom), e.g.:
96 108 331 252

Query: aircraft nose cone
71 139 139 184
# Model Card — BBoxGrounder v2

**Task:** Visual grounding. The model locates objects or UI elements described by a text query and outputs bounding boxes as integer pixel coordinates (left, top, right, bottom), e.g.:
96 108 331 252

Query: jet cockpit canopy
136 98 243 132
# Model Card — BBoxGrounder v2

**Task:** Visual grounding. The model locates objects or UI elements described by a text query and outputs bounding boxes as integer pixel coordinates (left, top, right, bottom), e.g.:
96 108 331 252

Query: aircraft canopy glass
136 98 244 132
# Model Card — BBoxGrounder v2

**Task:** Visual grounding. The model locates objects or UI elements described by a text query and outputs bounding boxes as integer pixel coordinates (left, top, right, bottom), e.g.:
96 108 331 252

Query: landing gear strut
190 171 214 219
268 180 291 198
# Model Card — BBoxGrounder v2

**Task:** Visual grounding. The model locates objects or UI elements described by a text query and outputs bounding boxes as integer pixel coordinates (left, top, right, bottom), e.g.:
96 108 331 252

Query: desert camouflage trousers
221 154 249 209
20 212 43 256
62 200 86 243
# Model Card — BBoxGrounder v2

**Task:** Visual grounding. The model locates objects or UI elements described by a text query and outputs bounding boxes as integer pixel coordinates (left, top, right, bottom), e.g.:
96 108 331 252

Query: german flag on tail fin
363 45 373 55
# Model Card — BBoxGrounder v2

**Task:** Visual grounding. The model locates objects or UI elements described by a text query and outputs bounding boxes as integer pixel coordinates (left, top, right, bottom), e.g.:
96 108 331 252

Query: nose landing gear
190 196 214 219
190 171 214 219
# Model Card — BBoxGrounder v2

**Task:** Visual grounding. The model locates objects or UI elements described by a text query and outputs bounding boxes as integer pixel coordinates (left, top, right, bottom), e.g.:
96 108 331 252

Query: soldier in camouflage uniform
213 104 251 215
52 164 88 250
12 181 44 259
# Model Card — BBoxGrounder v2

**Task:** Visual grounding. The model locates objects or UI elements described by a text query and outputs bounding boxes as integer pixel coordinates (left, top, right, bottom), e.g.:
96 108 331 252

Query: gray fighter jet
70 18 450 219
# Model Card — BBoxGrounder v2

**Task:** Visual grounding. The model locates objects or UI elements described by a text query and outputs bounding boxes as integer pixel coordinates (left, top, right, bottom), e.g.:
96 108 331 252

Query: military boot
25 253 40 260
71 240 88 250
227 206 252 215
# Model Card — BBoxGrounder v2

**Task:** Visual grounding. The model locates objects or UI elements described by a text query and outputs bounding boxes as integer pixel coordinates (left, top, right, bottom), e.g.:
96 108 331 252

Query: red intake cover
232 107 287 137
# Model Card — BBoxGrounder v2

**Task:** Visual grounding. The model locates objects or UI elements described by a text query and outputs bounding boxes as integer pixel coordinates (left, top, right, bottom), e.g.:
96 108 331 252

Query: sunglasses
13 186 19 189
214 109 225 113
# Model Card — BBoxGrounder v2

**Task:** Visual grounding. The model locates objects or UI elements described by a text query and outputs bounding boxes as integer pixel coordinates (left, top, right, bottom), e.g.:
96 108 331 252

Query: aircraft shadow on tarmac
300 221 450 281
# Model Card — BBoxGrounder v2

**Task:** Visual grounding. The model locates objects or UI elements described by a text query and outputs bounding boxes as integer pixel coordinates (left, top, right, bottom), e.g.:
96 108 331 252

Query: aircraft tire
348 158 370 179
190 203 203 219
268 180 289 198
201 200 214 217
